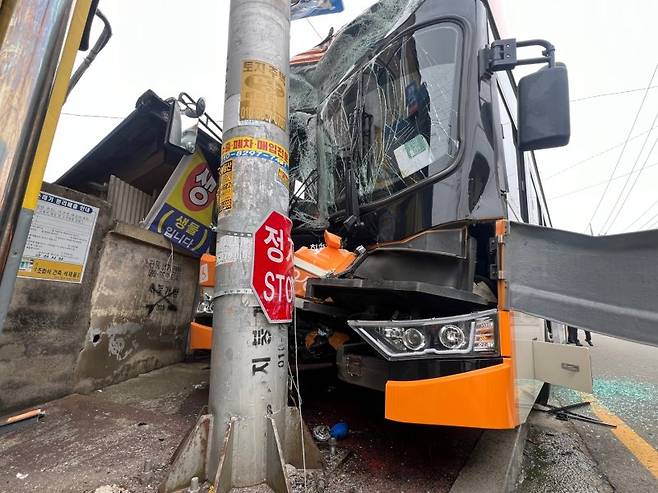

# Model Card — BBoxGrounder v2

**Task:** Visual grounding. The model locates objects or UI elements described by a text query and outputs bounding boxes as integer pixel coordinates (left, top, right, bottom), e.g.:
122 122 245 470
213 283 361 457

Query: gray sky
48 0 658 235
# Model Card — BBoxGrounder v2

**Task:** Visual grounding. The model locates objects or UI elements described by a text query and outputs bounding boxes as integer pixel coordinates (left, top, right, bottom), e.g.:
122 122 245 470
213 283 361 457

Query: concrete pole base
160 407 321 493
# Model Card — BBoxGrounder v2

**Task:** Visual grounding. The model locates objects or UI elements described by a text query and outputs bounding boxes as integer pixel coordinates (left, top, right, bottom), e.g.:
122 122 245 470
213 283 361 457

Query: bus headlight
402 328 427 351
438 324 466 349
347 309 498 360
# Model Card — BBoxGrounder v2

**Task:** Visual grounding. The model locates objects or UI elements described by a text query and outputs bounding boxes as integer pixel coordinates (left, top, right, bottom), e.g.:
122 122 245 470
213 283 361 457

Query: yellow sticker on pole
277 167 289 189
240 59 287 130
221 136 289 168
218 159 234 216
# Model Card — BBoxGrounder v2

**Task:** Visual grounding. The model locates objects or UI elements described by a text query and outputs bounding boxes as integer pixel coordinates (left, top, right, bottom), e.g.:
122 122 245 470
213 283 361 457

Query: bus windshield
318 22 462 216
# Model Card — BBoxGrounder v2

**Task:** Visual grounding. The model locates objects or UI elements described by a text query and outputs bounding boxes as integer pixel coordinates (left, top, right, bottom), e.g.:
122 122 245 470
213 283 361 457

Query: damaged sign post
160 1 319 492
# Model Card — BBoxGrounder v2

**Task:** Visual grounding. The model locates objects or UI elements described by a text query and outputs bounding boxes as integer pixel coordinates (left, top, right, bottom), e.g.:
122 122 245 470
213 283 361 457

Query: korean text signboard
252 210 294 323
143 151 217 256
18 192 98 283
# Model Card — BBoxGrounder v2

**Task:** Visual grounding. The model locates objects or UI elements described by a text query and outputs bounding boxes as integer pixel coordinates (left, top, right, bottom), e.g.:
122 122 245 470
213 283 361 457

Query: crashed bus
189 0 658 430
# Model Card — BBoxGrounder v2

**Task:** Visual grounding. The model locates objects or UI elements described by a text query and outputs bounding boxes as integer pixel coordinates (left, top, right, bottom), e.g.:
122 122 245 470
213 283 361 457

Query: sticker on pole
252 210 295 323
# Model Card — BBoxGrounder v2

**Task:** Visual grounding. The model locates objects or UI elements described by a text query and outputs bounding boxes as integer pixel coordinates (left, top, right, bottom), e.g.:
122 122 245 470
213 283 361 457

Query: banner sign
291 0 344 20
18 192 98 283
143 151 217 256
221 136 289 168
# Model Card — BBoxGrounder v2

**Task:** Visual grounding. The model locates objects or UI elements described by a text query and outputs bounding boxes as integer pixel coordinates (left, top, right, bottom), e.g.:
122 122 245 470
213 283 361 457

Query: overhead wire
637 208 658 230
306 17 323 41
61 111 124 119
585 64 658 233
570 85 658 103
603 135 658 233
549 160 658 200
623 196 658 231
600 109 658 234
545 124 658 180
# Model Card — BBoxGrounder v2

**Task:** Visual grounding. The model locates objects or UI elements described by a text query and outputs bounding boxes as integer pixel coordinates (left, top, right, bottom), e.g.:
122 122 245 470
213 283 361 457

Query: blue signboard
148 202 214 256
291 0 344 20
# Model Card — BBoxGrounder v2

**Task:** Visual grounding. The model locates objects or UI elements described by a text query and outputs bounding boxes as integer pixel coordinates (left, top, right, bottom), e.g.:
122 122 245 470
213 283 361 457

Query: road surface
519 334 657 492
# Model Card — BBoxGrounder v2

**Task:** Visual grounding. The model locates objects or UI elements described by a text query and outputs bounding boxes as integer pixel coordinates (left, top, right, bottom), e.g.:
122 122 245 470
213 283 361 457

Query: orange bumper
385 359 518 429
189 322 212 351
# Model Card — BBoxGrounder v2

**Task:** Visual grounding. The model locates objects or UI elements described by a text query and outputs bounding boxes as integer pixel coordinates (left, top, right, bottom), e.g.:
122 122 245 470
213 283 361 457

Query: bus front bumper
385 359 518 429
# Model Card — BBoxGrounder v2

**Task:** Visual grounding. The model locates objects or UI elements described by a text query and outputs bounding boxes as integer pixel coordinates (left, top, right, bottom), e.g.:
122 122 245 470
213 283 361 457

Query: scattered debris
192 381 208 390
328 436 337 456
312 424 331 442
329 421 348 439
1 408 46 435
533 402 617 428
546 401 591 415
188 476 200 493
16 473 28 480
1 408 45 428
93 485 129 493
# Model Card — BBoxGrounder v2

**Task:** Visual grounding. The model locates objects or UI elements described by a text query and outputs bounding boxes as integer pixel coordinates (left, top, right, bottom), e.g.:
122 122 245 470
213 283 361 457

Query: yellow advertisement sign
218 159 234 216
240 59 287 130
221 136 289 168
167 151 217 224
277 167 289 189
144 151 217 256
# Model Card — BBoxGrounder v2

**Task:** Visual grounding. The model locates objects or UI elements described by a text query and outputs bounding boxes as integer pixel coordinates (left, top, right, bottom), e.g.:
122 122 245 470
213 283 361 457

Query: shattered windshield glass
318 23 462 215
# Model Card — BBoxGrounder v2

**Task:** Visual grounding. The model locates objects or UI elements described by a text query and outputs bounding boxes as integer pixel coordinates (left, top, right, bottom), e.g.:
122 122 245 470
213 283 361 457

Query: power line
645 215 658 230
600 104 658 233
306 18 323 41
638 209 658 230
624 196 658 231
570 85 658 103
585 64 658 233
602 131 658 234
549 159 658 200
545 124 658 180
61 111 124 119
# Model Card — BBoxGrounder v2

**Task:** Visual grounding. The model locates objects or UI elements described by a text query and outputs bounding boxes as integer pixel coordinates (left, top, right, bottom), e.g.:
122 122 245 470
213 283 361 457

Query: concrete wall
73 222 198 393
0 183 112 413
0 186 198 414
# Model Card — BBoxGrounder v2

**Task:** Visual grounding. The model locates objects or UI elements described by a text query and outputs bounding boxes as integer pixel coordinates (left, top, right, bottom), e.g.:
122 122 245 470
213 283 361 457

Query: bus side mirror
518 63 570 151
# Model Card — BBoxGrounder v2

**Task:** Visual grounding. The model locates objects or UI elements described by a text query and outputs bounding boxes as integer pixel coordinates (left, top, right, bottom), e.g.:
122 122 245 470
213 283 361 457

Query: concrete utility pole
209 0 291 486
161 2 319 491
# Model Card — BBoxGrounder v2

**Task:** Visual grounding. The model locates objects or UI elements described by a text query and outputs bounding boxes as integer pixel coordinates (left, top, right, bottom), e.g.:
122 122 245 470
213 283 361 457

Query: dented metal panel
502 221 658 347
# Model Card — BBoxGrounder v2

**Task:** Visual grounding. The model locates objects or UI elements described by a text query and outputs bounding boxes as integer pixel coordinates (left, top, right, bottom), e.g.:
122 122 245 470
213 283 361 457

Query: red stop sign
252 210 294 323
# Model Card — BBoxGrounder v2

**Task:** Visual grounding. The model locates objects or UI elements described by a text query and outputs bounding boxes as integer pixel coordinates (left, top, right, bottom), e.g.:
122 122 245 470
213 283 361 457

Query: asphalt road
568 334 657 491
519 334 657 492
